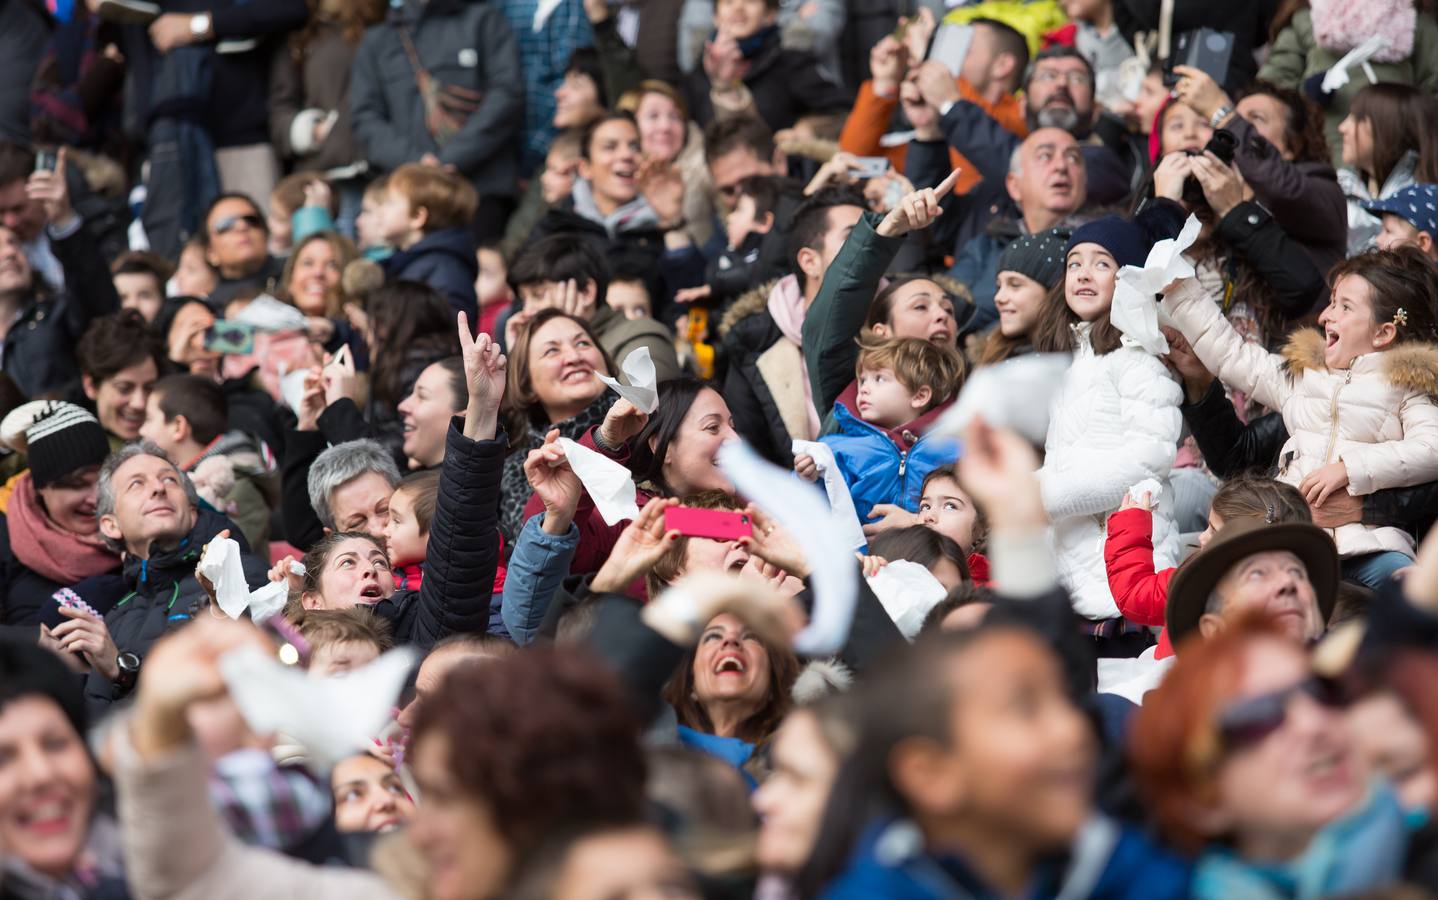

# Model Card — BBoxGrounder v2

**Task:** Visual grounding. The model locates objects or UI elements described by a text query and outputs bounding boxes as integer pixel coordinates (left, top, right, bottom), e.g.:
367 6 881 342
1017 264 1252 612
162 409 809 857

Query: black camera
1163 28 1235 88
1181 130 1238 207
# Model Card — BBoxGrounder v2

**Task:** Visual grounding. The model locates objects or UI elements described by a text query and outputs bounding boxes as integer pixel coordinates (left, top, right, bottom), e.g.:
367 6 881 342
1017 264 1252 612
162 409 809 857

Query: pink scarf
1310 0 1415 62
7 473 119 585
766 275 823 439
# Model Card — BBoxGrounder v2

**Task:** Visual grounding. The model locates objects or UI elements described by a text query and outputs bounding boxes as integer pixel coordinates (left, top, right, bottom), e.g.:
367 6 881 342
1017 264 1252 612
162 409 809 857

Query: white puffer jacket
1163 279 1438 557
1040 323 1184 620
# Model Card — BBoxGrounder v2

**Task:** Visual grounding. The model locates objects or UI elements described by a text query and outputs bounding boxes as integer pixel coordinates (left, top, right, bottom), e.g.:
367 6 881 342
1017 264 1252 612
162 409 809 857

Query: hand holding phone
664 506 753 541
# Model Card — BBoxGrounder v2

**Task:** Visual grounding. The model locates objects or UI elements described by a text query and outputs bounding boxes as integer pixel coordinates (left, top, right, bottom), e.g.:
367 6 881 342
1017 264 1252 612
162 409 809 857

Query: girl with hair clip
1161 246 1438 590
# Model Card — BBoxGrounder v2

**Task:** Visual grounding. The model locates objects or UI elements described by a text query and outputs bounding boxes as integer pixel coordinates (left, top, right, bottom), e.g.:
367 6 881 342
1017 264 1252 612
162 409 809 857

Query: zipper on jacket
898 450 907 479
1322 368 1355 464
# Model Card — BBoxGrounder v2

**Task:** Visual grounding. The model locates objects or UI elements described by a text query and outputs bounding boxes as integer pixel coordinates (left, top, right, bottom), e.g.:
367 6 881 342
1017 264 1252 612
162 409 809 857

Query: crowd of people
3 0 1438 896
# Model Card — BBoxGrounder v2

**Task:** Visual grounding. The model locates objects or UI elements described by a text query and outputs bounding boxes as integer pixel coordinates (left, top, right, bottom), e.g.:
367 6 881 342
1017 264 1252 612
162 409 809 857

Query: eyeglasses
212 213 265 236
1032 69 1094 88
1215 675 1346 752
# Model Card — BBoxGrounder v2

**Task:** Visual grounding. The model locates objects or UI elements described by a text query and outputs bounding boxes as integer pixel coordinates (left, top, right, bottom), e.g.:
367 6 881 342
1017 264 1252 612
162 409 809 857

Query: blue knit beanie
1065 216 1147 269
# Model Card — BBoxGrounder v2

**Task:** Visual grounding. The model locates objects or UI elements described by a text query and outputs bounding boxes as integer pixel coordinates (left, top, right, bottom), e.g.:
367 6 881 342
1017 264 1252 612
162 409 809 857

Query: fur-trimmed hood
1282 328 1438 396
718 278 779 339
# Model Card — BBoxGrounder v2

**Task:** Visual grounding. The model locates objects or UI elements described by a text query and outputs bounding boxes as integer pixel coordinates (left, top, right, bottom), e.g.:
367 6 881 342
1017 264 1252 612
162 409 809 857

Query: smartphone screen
929 24 975 78
203 321 256 355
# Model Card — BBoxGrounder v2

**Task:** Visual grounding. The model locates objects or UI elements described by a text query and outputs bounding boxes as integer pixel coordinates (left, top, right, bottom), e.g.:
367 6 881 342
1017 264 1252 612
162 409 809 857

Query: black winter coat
370 419 505 649
4 224 119 398
382 227 479 322
718 280 808 467
682 29 849 131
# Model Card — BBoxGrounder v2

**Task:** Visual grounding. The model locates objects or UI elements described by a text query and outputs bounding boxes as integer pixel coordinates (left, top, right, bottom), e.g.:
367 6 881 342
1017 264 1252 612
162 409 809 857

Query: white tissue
277 363 310 414
866 560 948 640
232 293 309 332
927 353 1073 446
198 538 297 624
1128 478 1161 502
791 439 868 552
220 645 418 767
596 347 659 414
1322 35 1389 93
717 440 858 655
1111 214 1202 356
557 437 640 525
198 538 253 620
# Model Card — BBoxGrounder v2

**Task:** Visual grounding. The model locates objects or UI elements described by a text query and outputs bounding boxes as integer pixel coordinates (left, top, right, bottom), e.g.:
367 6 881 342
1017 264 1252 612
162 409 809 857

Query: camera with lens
1181 129 1238 207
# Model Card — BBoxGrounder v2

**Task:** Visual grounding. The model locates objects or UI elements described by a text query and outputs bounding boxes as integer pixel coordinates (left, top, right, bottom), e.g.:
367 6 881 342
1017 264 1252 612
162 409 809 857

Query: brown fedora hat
1165 519 1339 646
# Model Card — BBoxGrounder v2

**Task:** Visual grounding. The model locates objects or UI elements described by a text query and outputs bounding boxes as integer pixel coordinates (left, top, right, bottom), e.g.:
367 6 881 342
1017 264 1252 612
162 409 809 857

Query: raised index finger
935 168 962 200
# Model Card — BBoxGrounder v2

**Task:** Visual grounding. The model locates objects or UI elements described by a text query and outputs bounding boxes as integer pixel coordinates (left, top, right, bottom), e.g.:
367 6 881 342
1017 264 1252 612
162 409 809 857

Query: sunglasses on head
212 213 264 236
1215 675 1346 752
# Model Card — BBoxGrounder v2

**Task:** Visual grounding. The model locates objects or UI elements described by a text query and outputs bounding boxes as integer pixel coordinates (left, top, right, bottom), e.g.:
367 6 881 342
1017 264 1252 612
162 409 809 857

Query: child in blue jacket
796 336 964 526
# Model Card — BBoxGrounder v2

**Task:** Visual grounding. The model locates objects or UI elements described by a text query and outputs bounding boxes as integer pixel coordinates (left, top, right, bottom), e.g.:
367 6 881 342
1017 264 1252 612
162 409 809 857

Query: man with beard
909 46 1131 207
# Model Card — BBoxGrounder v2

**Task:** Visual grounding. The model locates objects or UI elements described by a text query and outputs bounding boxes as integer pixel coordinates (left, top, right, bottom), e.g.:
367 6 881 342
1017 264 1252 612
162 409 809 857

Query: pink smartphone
664 506 753 541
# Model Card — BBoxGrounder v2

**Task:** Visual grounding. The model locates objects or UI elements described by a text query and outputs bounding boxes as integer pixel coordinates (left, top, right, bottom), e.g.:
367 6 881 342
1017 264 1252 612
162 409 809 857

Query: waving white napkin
232 293 309 332
717 440 858 655
221 645 418 767
198 538 298 624
557 437 640 525
866 560 948 640
791 439 867 552
1111 214 1202 355
928 353 1073 446
596 347 660 414
1322 34 1389 93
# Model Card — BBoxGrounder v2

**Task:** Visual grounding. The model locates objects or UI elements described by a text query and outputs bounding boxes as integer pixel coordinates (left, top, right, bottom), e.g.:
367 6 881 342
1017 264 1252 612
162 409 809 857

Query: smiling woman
498 308 615 542
0 639 117 894
280 231 357 318
0 401 119 628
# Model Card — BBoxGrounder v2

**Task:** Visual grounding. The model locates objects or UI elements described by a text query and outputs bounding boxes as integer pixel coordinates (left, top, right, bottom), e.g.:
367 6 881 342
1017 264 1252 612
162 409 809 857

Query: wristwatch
190 12 212 39
1210 105 1234 129
115 651 141 693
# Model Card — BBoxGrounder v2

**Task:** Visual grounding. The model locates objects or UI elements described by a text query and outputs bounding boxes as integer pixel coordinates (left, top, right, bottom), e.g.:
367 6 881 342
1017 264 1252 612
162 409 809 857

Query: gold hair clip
1394 308 1409 327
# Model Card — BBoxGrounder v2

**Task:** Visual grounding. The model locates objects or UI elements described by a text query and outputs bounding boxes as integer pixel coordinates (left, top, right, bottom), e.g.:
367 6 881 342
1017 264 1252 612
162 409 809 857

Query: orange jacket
839 78 1027 196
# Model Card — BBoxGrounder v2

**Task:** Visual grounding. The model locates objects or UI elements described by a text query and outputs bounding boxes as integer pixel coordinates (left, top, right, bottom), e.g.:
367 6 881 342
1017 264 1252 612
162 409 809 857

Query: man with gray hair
946 127 1091 333
89 442 268 709
307 439 402 537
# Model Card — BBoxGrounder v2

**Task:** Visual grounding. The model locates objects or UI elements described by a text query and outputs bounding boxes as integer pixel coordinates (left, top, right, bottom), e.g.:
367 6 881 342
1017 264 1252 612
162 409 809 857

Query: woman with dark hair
1146 95 1330 343
111 620 650 900
1336 83 1438 253
396 357 467 470
513 376 737 573
661 605 802 784
0 637 124 895
360 281 461 452
1172 68 1348 274
497 307 616 543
